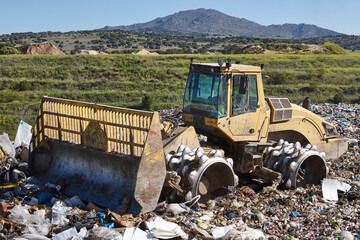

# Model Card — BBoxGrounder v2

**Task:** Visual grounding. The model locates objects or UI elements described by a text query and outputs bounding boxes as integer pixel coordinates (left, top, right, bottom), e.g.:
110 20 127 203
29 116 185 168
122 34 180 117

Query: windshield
183 72 228 118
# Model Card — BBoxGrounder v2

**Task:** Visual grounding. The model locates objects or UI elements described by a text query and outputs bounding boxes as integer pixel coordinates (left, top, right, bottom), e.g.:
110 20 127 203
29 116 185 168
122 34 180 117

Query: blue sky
1 0 359 35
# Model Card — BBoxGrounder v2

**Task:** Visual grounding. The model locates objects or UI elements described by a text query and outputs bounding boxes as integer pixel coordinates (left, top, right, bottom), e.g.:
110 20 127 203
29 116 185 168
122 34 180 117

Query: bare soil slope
19 42 65 55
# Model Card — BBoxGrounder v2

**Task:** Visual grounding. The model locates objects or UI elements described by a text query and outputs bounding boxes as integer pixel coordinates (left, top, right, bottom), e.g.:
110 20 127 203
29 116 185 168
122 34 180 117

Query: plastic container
14 120 32 149
51 201 70 226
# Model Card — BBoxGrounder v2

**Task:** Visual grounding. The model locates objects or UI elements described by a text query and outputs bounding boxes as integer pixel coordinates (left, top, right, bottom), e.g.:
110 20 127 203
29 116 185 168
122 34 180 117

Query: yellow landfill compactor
28 61 348 213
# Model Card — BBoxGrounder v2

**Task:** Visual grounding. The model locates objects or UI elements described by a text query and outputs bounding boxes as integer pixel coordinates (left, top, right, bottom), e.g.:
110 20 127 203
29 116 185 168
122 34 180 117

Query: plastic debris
14 120 32 149
53 227 78 240
322 178 352 201
8 205 51 236
222 227 266 240
26 197 39 206
167 203 189 215
0 133 15 158
64 195 86 208
339 230 354 240
122 227 149 240
211 225 234 239
89 226 122 240
197 220 208 230
147 217 188 239
51 201 70 226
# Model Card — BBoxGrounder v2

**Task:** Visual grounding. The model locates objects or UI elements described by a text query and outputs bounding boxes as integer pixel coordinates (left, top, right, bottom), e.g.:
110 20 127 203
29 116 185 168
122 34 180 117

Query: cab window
183 72 228 118
232 75 258 115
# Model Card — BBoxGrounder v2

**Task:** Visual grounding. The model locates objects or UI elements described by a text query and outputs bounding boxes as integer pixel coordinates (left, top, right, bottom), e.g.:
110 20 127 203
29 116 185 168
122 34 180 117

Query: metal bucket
28 97 166 213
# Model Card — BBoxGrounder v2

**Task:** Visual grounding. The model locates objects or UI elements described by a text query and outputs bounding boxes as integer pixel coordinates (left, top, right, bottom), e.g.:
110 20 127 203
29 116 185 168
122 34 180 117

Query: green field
1 54 359 138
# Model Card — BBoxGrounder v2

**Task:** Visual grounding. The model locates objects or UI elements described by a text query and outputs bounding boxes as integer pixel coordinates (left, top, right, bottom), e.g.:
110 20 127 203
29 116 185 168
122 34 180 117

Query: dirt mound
204 51 214 55
240 45 265 54
78 50 108 55
225 44 266 54
135 49 159 55
19 42 65 55
307 44 325 52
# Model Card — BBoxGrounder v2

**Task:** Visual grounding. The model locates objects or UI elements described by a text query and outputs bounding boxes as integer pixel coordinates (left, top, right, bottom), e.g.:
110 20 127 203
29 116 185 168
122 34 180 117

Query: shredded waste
0 103 359 239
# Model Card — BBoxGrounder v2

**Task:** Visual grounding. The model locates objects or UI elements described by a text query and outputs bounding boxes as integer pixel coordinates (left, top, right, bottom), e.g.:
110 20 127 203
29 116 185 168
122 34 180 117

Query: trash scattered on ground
0 104 359 239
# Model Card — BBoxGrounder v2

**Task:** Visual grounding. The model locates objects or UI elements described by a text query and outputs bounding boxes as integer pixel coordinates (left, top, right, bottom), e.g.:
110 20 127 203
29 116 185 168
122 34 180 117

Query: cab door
229 74 262 140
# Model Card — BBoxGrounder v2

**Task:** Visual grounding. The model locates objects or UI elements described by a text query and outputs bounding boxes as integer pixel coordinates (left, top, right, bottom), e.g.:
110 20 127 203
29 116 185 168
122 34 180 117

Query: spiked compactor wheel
263 139 328 189
165 145 238 203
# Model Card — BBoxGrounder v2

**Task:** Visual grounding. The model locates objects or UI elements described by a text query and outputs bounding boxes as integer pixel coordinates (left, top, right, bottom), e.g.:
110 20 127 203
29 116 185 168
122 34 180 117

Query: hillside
1 30 358 55
104 8 342 38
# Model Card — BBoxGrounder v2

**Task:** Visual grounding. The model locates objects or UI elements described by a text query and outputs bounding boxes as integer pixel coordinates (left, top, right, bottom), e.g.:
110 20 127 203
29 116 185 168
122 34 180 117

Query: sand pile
135 49 159 55
240 45 266 54
78 49 108 55
20 42 65 55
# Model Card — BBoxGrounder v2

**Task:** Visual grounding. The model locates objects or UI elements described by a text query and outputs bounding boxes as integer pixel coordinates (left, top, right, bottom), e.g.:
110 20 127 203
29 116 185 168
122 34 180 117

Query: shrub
0 45 19 55
267 71 291 85
308 81 319 92
332 92 346 103
352 96 360 104
322 42 348 54
142 95 154 111
13 80 32 91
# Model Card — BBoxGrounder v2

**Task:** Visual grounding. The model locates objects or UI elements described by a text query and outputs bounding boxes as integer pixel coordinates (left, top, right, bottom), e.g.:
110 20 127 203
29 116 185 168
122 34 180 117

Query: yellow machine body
182 63 348 160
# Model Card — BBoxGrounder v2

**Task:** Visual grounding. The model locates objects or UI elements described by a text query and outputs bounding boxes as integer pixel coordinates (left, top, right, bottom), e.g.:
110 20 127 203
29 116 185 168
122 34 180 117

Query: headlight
322 122 336 137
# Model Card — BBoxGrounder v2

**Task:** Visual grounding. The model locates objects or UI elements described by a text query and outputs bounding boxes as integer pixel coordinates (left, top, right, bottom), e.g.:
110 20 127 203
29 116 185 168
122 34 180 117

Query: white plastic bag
167 203 189 215
14 120 32 149
121 227 150 240
166 195 200 216
211 225 234 239
222 227 265 240
322 178 351 201
8 205 51 236
90 227 122 240
147 217 188 239
0 133 15 157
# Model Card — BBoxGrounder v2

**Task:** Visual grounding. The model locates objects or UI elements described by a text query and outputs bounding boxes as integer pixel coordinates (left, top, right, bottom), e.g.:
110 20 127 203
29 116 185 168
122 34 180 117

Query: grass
1 53 359 138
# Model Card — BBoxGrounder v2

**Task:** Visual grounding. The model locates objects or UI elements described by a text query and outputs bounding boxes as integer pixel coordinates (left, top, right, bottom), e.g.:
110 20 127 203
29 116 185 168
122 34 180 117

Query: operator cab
183 62 265 142
183 62 260 119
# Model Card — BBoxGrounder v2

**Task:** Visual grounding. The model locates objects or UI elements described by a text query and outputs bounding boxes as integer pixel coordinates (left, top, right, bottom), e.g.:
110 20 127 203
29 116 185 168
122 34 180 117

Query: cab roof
190 62 262 74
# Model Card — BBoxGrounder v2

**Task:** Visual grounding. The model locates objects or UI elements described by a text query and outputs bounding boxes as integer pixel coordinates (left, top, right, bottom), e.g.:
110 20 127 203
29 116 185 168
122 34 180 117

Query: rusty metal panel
33 96 153 157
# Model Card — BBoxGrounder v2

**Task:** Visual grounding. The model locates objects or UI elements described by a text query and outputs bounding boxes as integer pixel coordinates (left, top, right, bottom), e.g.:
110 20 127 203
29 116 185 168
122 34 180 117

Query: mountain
103 8 342 38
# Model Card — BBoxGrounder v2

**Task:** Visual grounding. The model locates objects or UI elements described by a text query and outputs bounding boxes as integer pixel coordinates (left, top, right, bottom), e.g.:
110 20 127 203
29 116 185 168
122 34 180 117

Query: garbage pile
0 103 359 239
